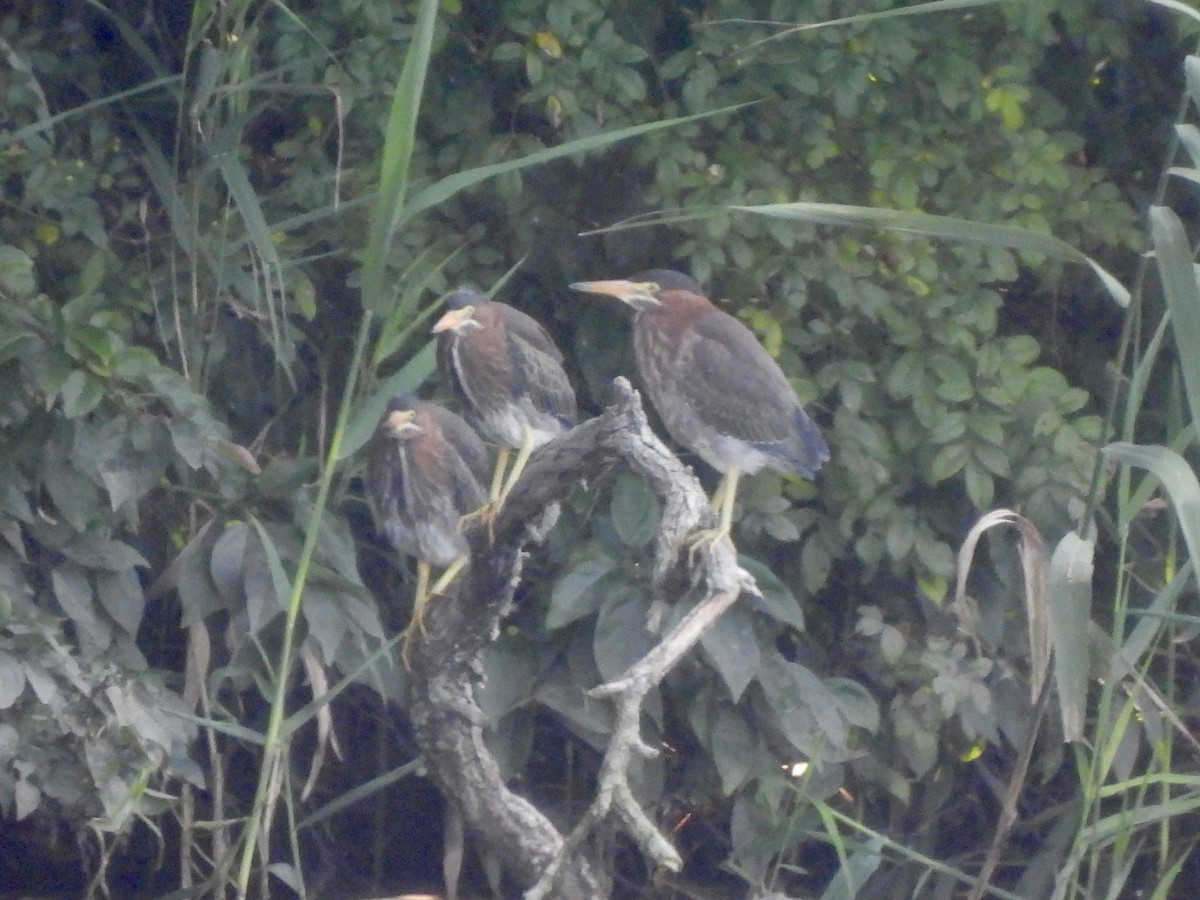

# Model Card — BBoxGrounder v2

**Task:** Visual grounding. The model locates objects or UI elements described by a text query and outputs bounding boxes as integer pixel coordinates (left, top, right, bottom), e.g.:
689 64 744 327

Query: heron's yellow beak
432 305 476 334
569 279 659 304
383 408 421 437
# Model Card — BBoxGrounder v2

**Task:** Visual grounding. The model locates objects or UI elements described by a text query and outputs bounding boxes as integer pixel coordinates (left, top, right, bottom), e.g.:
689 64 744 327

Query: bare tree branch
404 378 757 898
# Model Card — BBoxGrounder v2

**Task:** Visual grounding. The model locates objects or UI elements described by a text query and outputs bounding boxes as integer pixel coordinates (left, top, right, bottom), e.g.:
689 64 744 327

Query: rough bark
404 378 759 898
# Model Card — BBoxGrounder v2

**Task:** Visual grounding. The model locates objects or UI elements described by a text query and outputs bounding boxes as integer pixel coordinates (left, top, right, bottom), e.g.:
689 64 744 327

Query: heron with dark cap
366 395 489 644
432 287 577 517
570 269 829 551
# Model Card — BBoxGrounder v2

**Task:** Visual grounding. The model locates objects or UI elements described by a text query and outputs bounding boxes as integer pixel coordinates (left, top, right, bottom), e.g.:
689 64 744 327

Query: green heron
366 395 489 639
570 269 829 549
432 287 577 513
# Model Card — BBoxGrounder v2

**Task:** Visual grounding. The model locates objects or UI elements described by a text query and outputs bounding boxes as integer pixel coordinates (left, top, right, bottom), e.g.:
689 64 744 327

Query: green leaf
0 245 36 296
914 532 955 576
964 461 995 508
247 519 293 632
928 442 969 482
709 702 756 795
699 603 762 701
931 356 972 402
593 587 656 681
478 637 539 721
302 588 348 666
610 472 660 548
546 555 616 630
256 457 319 500
800 536 832 595
15 777 41 819
740 555 805 630
210 521 249 608
61 535 149 571
60 370 104 418
885 517 915 561
826 677 881 732
95 568 145 635
52 563 109 649
76 250 107 300
179 539 224 626
929 410 966 444
818 834 884 900
0 333 35 366
0 650 26 709
756 656 849 758
886 351 925 399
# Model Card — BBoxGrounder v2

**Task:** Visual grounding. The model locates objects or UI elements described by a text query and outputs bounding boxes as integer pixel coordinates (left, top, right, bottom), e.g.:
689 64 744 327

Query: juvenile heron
570 269 829 550
432 287 576 514
366 395 488 643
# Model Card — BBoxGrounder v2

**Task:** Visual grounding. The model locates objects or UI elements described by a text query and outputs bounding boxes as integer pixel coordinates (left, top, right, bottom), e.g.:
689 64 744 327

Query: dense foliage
0 0 1193 896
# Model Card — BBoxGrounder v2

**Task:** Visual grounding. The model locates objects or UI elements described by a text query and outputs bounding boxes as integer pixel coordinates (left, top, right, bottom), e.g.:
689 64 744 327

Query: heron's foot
460 501 502 542
400 627 416 670
460 502 494 529
400 592 436 669
686 526 734 565
400 554 469 669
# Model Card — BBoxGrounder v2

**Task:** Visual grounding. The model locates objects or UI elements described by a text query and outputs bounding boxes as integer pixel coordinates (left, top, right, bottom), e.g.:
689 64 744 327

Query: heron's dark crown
442 286 486 310
386 393 421 413
630 269 704 296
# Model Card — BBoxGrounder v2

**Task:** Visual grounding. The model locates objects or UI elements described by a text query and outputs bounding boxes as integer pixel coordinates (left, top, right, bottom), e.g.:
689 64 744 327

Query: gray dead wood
403 378 759 899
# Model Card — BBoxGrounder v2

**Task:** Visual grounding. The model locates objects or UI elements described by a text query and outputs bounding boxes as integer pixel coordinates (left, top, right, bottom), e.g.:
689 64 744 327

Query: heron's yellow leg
459 446 510 535
402 555 470 668
496 424 535 509
410 560 432 635
688 467 740 562
429 554 469 598
489 446 511 503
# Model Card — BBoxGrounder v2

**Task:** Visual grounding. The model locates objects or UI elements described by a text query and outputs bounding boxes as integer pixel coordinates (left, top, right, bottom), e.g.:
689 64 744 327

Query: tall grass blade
1149 206 1200 430
1125 317 1171 439
1175 124 1200 167
360 0 440 314
586 202 1129 307
1149 0 1200 28
1119 560 1193 672
1187 56 1200 109
397 105 749 236
1103 443 1200 592
1080 790 1200 844
712 0 1015 57
817 833 884 900
1048 532 1094 742
0 75 182 149
734 203 1130 307
215 152 290 367
1149 841 1199 900
339 341 438 460
953 509 1051 700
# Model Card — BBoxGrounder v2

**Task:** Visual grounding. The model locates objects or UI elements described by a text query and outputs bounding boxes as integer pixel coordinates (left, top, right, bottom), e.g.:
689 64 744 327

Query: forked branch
404 378 757 898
